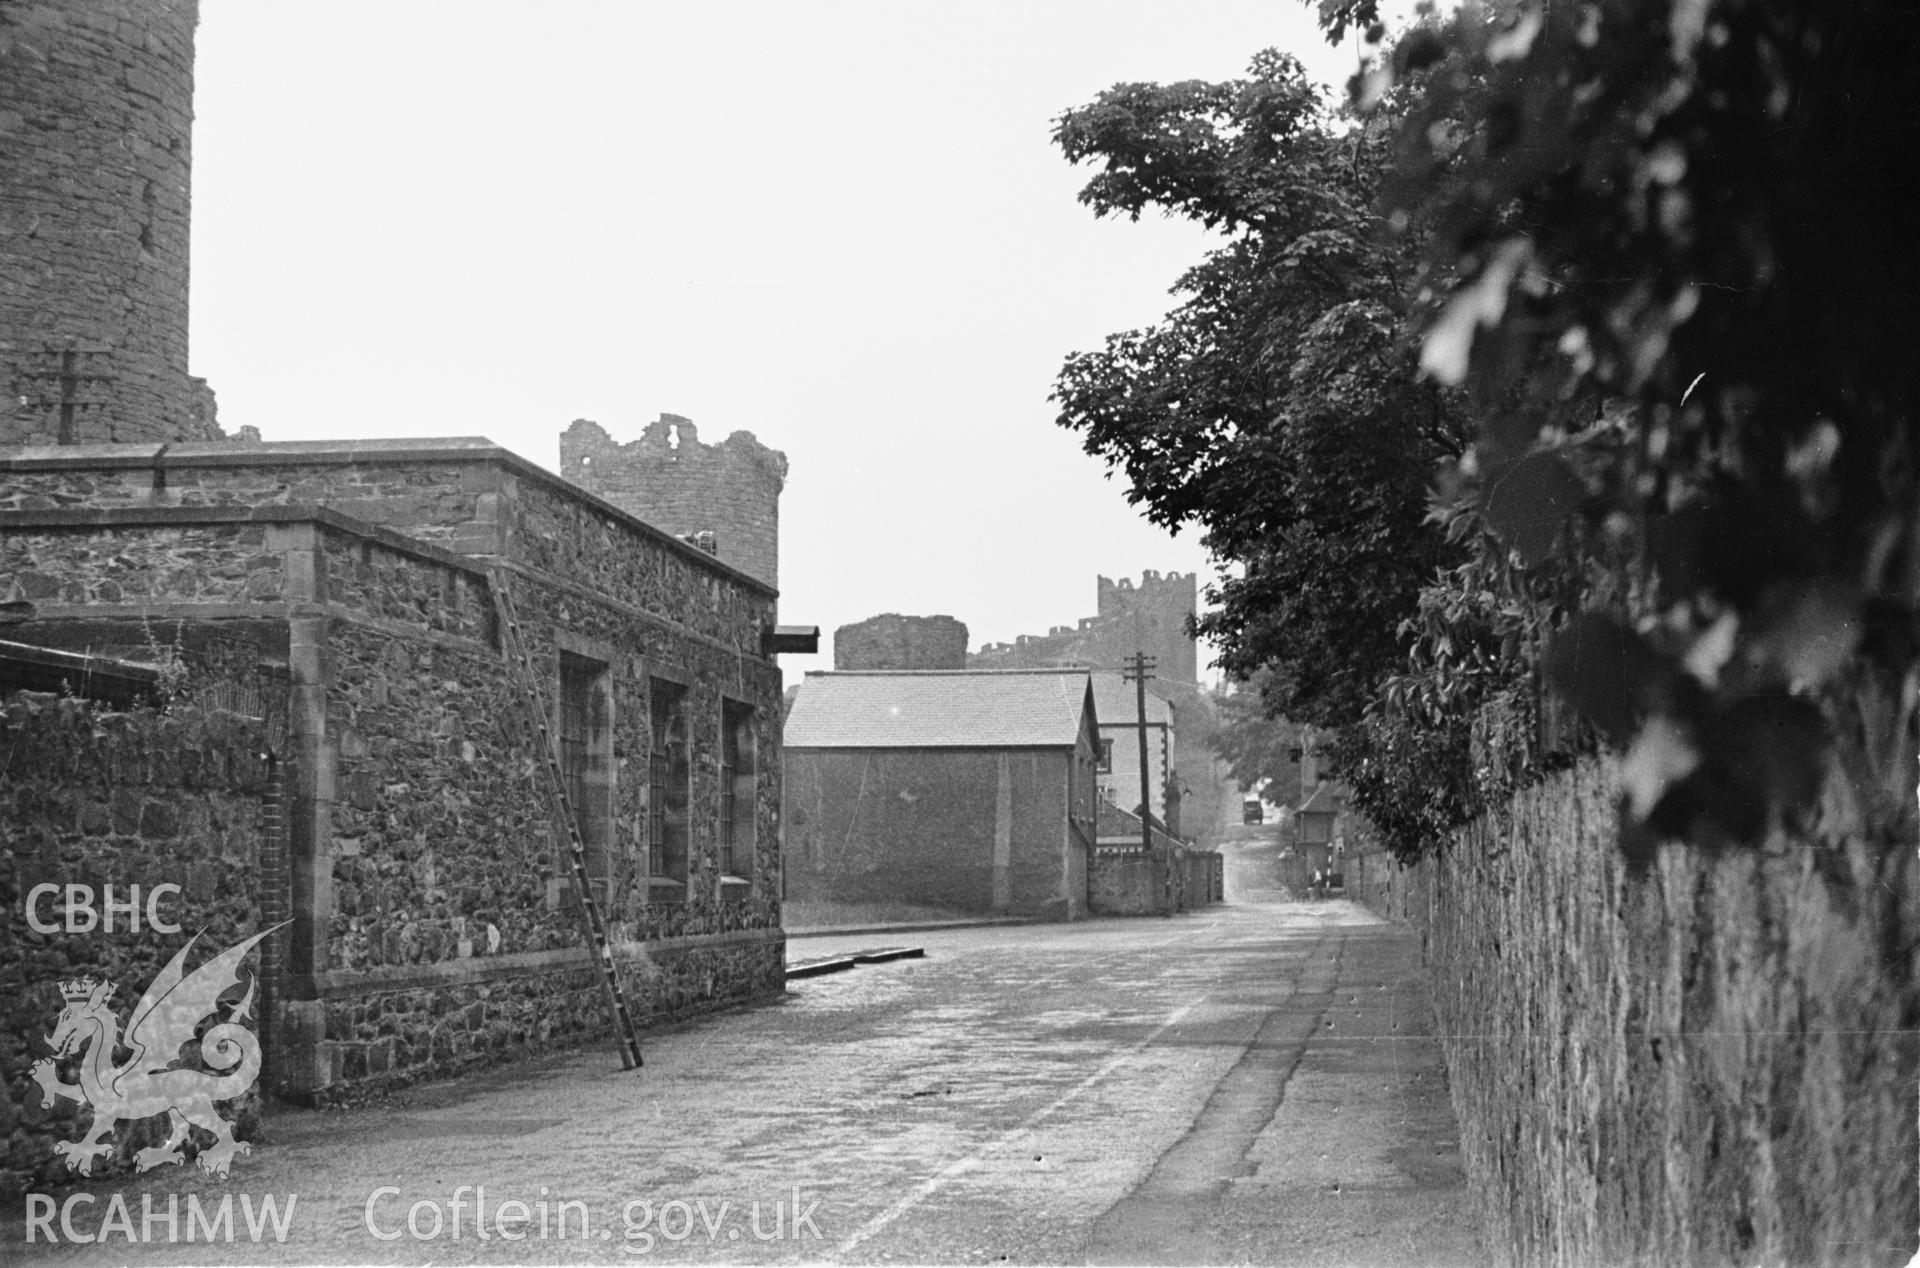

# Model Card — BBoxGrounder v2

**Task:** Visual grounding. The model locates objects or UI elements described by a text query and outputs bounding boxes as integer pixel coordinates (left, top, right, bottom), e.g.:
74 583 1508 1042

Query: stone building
0 0 223 445
833 613 968 671
560 415 787 589
0 0 807 1139
783 669 1101 920
1 439 791 1109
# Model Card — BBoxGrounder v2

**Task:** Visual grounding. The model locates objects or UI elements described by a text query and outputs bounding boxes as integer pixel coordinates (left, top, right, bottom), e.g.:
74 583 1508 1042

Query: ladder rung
490 567 643 1071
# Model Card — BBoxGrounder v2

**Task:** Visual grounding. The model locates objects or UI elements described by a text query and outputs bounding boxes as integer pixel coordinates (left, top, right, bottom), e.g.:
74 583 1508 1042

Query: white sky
189 2 1374 675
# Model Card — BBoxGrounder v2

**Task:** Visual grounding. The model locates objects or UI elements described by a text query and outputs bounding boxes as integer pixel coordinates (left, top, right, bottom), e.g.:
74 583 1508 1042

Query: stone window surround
555 641 615 911
641 658 693 901
718 694 757 896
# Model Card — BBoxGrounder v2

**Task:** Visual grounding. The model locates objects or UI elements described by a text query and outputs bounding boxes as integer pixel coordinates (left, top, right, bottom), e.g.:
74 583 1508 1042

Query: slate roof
785 669 1093 749
1298 782 1344 815
1088 671 1172 730
1096 798 1176 848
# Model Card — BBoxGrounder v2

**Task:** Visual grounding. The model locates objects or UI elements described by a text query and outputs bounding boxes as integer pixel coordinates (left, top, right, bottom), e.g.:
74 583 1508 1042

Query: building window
648 678 690 894
558 652 612 900
1096 737 1114 774
720 700 756 879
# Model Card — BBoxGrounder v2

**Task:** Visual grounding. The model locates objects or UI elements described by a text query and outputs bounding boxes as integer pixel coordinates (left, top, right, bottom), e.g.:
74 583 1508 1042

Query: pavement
10 898 1481 1266
786 917 1038 941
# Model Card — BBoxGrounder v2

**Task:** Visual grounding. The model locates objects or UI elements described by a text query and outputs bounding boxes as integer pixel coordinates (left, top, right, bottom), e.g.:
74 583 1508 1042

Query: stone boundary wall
1087 847 1222 915
1346 760 1919 1267
1089 851 1159 915
0 692 274 1197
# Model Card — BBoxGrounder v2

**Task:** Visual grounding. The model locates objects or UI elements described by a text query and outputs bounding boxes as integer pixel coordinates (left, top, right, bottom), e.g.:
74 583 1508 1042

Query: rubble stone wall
1087 848 1221 915
1 520 288 607
1088 851 1158 915
308 513 785 1101
0 451 790 1108
1346 760 1919 1267
0 693 275 1197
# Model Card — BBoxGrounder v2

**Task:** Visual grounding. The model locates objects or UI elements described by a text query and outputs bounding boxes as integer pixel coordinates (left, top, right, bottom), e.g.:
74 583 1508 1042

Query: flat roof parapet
0 437 775 596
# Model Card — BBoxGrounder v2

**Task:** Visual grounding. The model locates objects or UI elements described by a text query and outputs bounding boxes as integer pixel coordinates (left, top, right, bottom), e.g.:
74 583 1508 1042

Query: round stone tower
1 0 218 444
834 614 970 671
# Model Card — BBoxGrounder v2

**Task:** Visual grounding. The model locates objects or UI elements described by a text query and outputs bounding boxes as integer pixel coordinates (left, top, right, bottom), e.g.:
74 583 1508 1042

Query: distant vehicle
1242 799 1263 824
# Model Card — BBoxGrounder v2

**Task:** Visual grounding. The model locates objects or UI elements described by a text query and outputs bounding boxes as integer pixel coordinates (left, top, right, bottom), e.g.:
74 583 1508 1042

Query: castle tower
834 614 969 671
1094 570 1198 685
560 415 787 589
1 0 221 445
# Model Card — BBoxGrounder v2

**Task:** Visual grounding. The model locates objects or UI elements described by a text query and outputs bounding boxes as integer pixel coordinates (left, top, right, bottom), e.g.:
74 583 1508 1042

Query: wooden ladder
489 567 644 1070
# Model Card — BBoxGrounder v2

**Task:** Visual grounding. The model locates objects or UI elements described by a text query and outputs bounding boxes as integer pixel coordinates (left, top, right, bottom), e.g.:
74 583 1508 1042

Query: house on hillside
782 669 1101 920
1089 670 1174 825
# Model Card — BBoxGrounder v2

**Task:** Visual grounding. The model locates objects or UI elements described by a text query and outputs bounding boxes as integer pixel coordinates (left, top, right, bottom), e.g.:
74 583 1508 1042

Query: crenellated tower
1094 570 1197 685
560 414 787 589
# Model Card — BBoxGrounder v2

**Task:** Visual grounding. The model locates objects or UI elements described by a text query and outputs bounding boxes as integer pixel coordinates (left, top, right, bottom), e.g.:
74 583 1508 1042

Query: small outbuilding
782 669 1100 920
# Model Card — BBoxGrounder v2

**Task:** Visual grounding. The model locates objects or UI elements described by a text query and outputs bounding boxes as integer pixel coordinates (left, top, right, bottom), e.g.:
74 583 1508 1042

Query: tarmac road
11 898 1481 1266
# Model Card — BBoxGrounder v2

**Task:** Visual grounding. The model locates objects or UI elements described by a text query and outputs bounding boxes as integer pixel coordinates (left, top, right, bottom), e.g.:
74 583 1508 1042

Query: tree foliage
1206 669 1306 796
1361 0 1920 858
1051 50 1470 745
1056 0 1920 864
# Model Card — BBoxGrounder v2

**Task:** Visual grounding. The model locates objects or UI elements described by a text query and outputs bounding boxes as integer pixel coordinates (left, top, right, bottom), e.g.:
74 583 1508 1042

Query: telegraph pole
1123 651 1169 915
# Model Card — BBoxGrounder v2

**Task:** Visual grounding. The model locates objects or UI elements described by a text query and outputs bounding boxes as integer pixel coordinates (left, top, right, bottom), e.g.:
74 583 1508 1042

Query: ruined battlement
560 415 786 589
972 571 1197 686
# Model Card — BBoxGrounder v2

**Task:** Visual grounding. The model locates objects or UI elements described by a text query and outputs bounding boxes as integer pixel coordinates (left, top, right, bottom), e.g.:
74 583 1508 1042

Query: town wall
0 693 275 1197
1344 760 1919 1267
0 1 220 445
834 613 969 671
971 571 1198 684
560 416 786 589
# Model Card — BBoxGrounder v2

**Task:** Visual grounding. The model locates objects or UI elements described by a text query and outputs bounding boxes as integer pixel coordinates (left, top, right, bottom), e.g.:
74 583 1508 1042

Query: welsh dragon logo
30 923 287 1179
